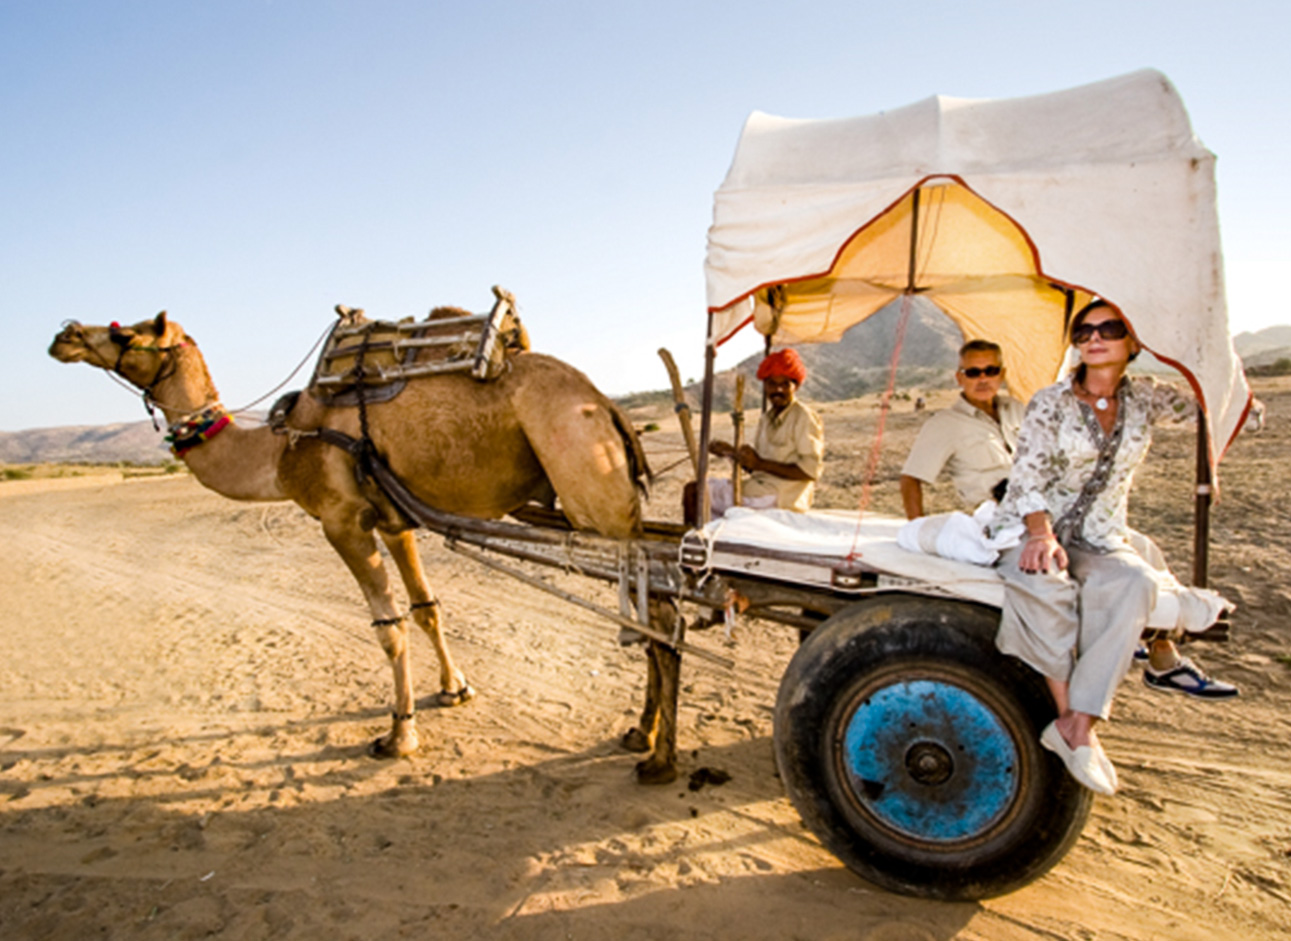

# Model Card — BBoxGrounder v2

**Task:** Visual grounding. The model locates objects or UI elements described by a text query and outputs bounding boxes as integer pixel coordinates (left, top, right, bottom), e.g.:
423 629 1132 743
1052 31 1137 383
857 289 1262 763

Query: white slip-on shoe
1041 721 1116 795
1093 739 1118 791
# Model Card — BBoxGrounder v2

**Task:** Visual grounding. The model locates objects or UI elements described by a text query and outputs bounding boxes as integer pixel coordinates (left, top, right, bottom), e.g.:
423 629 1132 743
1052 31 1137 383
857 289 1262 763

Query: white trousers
707 478 777 517
995 542 1159 719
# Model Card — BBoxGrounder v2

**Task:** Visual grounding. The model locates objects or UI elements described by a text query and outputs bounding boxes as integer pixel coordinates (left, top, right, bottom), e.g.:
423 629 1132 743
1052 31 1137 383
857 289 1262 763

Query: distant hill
686 297 963 410
1232 326 1291 372
1 410 264 467
1234 325 1291 358
10 313 1286 466
0 421 170 465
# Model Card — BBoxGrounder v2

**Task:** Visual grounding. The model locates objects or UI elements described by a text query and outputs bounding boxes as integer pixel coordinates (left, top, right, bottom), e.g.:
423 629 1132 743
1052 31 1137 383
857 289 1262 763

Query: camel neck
148 346 223 425
180 420 287 501
145 344 287 502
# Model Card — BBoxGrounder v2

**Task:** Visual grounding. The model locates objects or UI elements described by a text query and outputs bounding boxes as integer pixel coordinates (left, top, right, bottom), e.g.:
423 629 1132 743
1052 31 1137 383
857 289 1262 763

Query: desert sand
1 379 1289 940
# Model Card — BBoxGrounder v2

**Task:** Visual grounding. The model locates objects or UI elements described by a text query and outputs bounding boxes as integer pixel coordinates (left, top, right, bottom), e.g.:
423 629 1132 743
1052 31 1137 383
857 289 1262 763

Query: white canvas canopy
704 69 1253 466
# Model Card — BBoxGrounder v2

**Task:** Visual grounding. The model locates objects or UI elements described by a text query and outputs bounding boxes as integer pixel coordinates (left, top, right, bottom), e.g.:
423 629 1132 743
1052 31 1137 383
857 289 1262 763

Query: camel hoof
369 736 402 759
621 727 652 753
426 684 475 708
368 730 419 759
635 758 679 786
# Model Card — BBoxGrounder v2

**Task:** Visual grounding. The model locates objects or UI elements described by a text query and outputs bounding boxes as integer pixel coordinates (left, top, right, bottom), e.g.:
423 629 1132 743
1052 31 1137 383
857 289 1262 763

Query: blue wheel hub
840 678 1019 843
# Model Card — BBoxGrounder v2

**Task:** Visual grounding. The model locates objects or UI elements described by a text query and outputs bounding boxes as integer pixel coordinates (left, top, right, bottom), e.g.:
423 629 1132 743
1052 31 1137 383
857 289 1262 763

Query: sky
3 0 1288 432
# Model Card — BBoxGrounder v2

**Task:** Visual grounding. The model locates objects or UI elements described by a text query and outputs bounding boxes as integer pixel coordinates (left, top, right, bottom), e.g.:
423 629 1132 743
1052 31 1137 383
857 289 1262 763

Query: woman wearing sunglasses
990 299 1198 795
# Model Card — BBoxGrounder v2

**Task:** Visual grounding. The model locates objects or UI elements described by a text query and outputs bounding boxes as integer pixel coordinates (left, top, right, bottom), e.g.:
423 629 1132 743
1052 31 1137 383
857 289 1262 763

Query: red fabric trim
705 173 1249 468
714 312 755 348
707 174 1100 344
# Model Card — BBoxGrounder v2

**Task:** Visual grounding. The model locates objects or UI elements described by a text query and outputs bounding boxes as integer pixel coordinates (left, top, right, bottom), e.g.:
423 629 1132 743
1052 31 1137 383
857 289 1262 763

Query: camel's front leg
380 529 474 708
323 519 418 758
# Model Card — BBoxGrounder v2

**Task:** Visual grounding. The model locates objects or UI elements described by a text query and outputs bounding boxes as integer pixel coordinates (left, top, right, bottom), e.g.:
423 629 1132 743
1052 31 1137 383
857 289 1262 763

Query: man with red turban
707 348 824 514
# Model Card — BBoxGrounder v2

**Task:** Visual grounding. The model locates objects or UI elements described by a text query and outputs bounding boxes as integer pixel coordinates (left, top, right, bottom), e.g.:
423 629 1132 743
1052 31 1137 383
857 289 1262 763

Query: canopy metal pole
907 187 922 293
730 374 746 506
1192 406 1212 588
697 313 718 525
762 334 771 411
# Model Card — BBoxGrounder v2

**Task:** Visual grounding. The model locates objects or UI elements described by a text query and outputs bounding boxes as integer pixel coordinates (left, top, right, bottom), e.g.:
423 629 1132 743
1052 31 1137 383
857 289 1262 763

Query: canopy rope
847 292 914 560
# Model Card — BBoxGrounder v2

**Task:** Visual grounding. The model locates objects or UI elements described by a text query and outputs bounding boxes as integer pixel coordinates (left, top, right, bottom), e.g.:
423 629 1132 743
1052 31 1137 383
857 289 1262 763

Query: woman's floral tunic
991 375 1193 551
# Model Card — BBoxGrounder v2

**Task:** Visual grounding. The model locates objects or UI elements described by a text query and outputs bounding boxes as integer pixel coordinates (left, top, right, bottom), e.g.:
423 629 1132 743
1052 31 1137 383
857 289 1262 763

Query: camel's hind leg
379 529 474 708
623 600 682 785
622 642 663 755
634 641 681 785
322 518 419 758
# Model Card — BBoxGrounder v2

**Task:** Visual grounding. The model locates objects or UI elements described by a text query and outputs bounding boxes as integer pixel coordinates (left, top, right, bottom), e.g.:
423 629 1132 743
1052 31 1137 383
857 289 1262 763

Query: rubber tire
774 595 1091 900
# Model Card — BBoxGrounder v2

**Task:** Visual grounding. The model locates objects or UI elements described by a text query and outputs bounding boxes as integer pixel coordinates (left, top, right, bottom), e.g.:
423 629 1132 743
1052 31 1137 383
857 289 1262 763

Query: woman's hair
1068 299 1138 384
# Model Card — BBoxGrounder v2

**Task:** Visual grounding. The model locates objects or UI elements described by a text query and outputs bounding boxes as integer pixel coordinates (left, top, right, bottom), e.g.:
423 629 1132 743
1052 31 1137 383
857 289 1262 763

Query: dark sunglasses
1071 319 1129 344
960 365 1001 378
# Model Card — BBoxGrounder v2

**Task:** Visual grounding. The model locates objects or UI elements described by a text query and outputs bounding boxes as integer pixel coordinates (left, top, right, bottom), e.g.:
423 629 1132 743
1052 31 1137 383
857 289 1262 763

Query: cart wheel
774 596 1091 900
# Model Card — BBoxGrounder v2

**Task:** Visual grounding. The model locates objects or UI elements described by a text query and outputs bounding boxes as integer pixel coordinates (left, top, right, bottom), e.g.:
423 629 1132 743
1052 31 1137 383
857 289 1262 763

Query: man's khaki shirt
741 398 825 512
902 394 1024 507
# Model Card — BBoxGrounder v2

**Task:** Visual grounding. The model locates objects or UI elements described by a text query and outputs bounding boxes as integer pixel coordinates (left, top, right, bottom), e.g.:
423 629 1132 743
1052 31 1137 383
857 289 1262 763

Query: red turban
756 348 807 385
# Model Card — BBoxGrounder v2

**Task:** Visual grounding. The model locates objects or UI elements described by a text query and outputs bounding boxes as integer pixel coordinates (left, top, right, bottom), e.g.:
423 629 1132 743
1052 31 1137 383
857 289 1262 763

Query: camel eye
109 327 134 347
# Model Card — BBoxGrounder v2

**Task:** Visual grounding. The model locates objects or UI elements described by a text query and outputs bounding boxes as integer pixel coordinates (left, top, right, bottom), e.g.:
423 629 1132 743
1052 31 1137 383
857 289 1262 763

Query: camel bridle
108 323 191 398
59 319 206 429
56 316 332 453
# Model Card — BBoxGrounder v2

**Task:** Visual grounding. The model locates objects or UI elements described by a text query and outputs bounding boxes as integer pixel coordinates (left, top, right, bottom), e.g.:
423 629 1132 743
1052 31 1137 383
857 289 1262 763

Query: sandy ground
2 379 1290 940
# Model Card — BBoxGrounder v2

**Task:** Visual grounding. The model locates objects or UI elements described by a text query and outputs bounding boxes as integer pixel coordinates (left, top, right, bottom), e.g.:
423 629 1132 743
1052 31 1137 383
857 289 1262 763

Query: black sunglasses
1071 319 1129 343
960 365 1001 378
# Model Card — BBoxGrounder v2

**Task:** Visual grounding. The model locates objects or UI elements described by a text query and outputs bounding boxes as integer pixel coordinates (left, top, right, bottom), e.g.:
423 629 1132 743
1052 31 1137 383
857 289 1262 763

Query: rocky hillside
0 421 170 466
639 297 964 412
1234 325 1291 361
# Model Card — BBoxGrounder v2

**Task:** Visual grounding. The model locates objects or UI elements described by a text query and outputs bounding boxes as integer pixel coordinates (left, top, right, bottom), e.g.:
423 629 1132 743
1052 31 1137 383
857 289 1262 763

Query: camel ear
153 311 169 334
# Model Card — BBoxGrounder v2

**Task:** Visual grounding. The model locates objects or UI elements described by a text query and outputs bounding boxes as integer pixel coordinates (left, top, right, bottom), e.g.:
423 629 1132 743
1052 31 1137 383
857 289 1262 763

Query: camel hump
334 305 367 327
508 354 647 539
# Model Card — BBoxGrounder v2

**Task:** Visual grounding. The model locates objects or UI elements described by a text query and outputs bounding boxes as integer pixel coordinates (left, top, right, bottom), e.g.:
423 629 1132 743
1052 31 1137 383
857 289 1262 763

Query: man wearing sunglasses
900 339 1024 519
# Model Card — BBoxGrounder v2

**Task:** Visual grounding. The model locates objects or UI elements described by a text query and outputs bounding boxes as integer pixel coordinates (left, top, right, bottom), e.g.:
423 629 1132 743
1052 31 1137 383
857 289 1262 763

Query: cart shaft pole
448 542 734 668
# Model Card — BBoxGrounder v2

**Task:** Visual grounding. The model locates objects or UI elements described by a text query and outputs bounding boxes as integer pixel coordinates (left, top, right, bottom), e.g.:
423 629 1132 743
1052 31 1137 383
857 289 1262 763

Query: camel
49 308 682 783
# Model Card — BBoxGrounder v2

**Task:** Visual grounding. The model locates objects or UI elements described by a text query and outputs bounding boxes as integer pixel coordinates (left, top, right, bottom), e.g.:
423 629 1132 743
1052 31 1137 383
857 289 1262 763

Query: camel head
50 311 189 386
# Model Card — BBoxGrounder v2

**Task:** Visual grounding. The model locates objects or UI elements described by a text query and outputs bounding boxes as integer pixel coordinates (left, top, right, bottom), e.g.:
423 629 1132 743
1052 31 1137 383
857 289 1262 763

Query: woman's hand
1020 532 1068 574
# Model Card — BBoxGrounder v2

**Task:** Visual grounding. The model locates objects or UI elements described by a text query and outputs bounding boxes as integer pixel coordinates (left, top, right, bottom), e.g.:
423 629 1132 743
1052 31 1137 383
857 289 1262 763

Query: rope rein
223 320 336 419
85 319 335 433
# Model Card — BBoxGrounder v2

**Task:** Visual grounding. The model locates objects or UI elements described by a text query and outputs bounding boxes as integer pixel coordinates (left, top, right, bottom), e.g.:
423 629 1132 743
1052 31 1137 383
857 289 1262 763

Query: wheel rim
834 672 1022 847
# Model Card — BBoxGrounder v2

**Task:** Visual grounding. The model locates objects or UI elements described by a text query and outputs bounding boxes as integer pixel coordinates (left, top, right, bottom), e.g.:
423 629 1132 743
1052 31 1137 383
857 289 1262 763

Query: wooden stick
658 348 699 476
731 373 746 506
